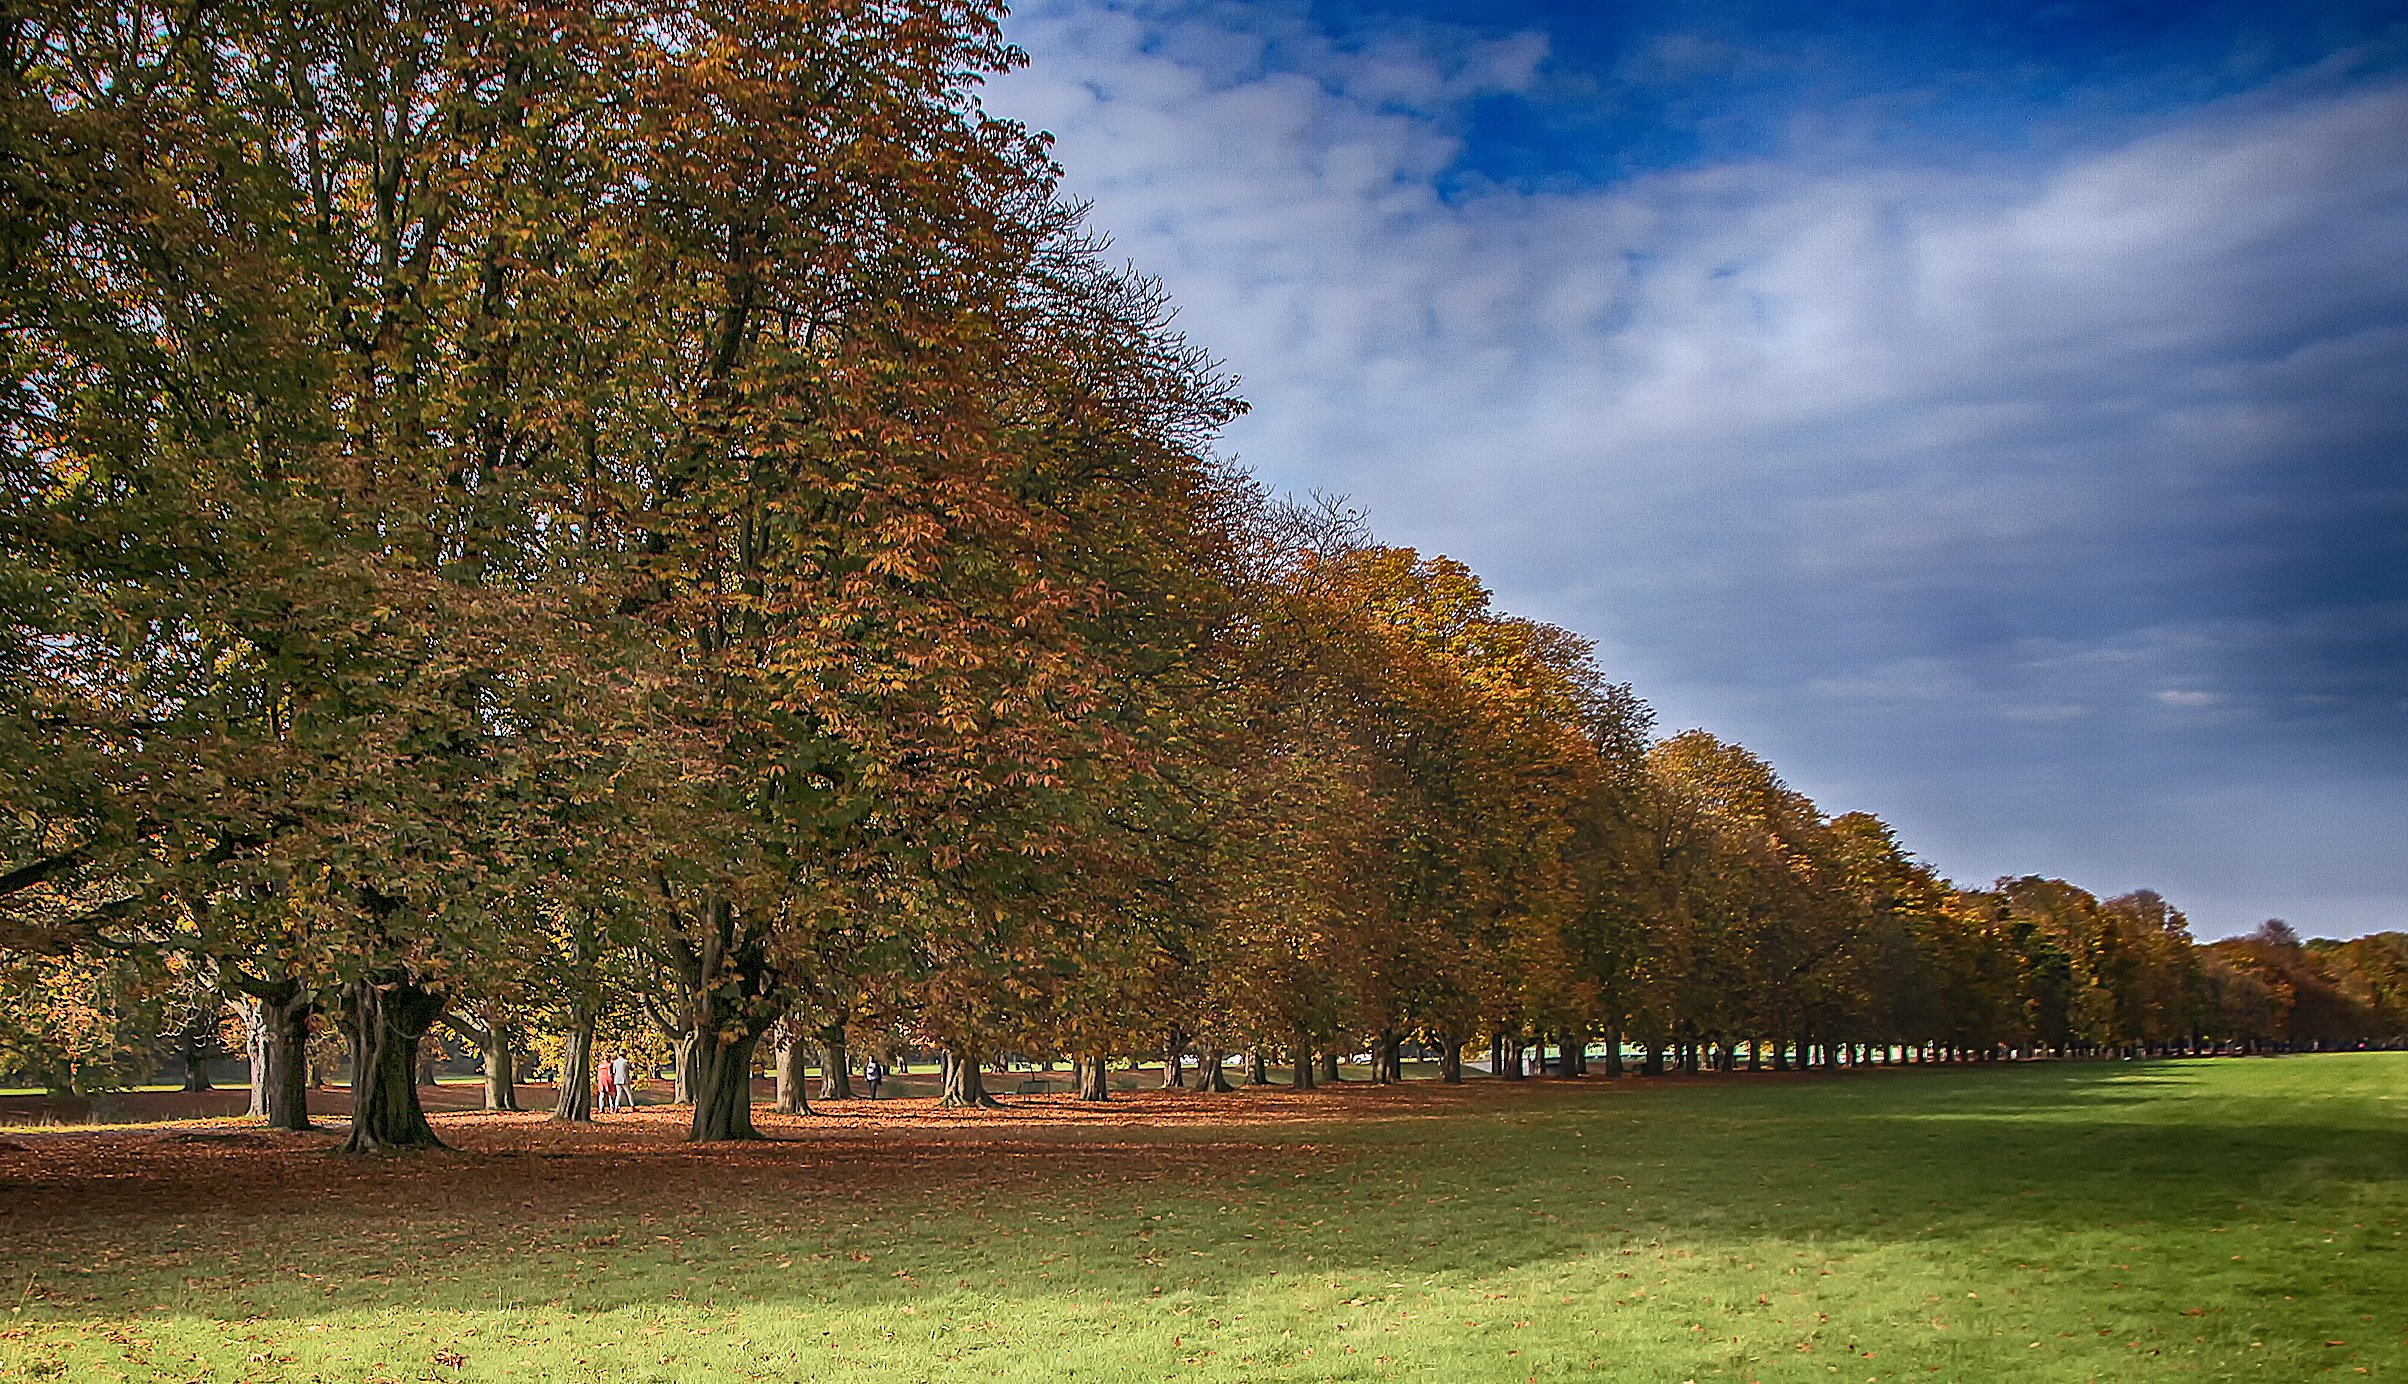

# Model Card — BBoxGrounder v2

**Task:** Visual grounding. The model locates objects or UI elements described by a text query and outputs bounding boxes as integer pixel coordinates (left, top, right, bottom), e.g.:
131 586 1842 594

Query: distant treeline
3 1 2401 1144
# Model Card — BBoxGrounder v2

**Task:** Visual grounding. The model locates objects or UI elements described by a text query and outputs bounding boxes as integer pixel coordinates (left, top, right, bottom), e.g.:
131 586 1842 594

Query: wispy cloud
987 1 2408 935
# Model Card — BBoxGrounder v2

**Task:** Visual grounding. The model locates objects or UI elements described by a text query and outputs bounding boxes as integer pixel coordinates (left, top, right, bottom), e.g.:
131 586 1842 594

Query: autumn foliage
2 1 2402 1139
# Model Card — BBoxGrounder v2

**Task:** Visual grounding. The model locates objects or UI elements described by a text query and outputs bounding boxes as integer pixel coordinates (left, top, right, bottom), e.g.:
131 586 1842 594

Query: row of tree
5 0 2403 1146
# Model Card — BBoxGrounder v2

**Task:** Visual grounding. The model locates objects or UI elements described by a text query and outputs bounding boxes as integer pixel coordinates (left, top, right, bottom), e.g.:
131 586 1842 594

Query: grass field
0 1054 2400 1382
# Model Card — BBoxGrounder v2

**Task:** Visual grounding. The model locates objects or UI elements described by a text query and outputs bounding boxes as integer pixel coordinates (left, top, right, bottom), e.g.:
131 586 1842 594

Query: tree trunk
1248 1050 1269 1085
1320 1051 1343 1083
1291 1043 1317 1089
482 1014 520 1112
774 1028 810 1115
1371 1030 1400 1084
818 1021 854 1100
1439 1038 1464 1083
941 1045 1002 1108
1499 1037 1524 1080
176 1016 215 1092
672 1031 696 1105
1196 1045 1234 1093
342 975 447 1154
1642 1042 1664 1076
688 1026 766 1141
550 1006 596 1122
241 983 315 1132
1604 1028 1624 1077
1076 1053 1110 1101
1161 1027 1188 1089
1557 1028 1585 1078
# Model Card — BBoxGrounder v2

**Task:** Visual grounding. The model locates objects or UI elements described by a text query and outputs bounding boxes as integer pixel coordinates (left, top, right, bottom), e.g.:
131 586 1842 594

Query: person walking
609 1053 634 1110
863 1057 885 1100
597 1054 617 1114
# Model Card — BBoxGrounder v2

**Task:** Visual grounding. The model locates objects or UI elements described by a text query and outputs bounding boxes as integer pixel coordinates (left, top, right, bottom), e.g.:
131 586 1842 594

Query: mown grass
1 1054 2401 1382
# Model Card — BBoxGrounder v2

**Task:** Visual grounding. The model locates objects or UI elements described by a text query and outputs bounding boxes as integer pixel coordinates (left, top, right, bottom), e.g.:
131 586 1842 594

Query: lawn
0 1054 2400 1382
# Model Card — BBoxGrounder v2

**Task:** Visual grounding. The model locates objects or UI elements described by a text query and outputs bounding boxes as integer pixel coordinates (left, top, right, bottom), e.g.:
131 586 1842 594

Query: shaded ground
0 1060 1345 1126
0 1085 1397 1230
0 1057 2401 1383
3 1078 686 1127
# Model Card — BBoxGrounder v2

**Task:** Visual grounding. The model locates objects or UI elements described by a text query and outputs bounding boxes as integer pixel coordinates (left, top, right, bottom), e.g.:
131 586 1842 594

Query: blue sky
982 0 2408 939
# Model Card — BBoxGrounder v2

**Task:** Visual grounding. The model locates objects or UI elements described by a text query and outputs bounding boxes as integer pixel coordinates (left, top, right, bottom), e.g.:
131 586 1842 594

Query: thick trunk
550 1007 596 1122
342 976 447 1154
1076 1053 1110 1101
1604 1028 1625 1077
241 984 315 1132
1642 1042 1664 1077
178 1024 215 1092
1161 1027 1188 1089
1291 1043 1317 1089
1557 1028 1585 1079
941 1045 1002 1108
818 1023 854 1100
1319 1051 1343 1083
1248 1050 1269 1085
1196 1045 1234 1093
1371 1030 1401 1084
672 1032 696 1105
774 1029 810 1115
688 1026 766 1141
482 1015 520 1112
1439 1038 1464 1083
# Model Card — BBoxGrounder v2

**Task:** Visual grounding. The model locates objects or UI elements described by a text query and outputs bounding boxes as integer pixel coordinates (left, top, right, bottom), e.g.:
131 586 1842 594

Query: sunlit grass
1 1055 2400 1382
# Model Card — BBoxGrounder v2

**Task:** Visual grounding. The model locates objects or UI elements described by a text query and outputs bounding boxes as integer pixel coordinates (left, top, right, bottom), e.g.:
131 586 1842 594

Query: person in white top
609 1054 634 1110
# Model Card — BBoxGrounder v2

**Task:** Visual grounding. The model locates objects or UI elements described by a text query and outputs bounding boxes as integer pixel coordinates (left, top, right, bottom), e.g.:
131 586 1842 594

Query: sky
980 0 2408 940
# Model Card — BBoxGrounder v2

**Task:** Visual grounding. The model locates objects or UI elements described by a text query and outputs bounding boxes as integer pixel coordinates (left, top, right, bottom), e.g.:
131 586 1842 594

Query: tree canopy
4 0 2400 1135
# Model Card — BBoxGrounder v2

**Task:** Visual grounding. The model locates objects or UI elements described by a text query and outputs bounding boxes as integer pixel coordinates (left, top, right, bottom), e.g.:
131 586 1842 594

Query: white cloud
985 1 2408 934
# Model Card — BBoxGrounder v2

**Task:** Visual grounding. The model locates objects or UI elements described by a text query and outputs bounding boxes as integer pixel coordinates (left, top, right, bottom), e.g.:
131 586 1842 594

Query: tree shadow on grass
0 1058 2399 1329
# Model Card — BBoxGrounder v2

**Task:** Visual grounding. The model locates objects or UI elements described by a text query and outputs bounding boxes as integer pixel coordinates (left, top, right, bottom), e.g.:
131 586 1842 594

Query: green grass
2 1055 2402 1382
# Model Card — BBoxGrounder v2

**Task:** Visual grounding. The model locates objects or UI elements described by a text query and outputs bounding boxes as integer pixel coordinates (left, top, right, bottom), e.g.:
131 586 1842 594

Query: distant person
863 1057 885 1099
597 1056 616 1113
610 1053 634 1110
